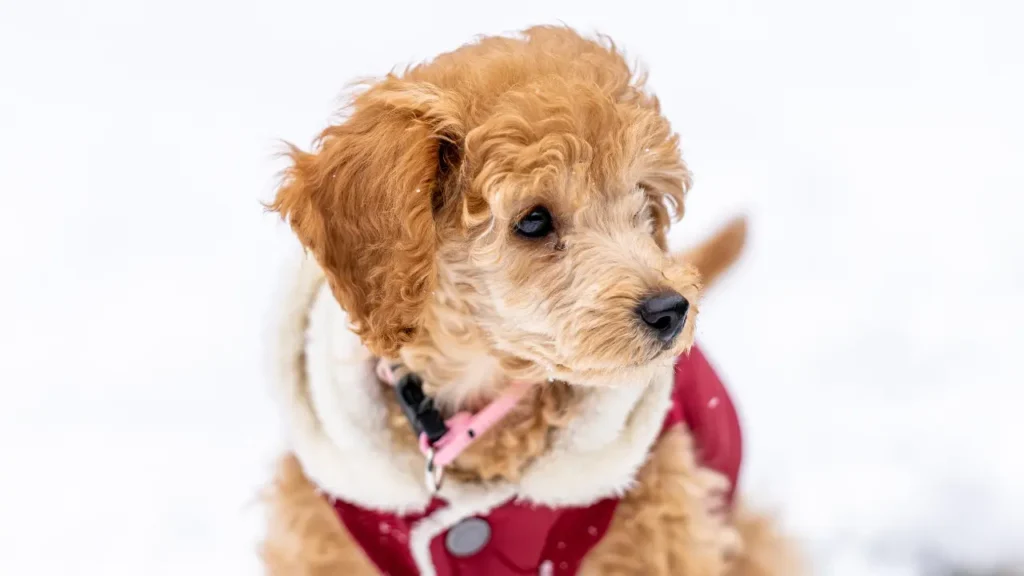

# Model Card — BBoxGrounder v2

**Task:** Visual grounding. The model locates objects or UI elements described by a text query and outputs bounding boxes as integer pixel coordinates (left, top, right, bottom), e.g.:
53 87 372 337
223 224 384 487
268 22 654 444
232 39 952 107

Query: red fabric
333 497 619 575
663 345 744 503
329 344 742 575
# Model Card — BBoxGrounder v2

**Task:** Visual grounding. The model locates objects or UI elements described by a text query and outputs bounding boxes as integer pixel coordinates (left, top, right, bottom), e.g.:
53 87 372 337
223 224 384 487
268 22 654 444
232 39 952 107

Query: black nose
638 291 689 343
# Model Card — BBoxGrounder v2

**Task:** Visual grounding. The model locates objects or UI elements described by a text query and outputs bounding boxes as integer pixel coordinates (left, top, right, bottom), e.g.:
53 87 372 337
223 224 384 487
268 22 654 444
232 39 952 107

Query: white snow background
1 1 1022 574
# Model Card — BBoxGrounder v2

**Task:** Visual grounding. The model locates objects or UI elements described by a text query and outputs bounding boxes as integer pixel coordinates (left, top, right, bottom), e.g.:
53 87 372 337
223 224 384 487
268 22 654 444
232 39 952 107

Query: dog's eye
514 206 554 238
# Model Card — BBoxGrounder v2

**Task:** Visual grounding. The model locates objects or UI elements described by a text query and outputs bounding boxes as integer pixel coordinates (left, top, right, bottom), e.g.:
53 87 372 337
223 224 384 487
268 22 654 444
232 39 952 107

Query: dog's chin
493 332 690 388
552 349 680 388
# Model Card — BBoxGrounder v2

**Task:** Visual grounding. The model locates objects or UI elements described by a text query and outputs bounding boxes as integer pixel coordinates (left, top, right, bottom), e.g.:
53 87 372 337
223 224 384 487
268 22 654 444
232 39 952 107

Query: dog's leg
726 504 803 576
262 454 378 576
579 426 742 576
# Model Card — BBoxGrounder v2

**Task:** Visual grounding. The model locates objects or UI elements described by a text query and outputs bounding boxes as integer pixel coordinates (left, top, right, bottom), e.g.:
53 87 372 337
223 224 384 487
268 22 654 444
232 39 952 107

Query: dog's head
271 27 700 391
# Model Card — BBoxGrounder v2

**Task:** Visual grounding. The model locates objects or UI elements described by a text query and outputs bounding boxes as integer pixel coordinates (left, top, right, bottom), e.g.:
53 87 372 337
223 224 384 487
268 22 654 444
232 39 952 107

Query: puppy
264 26 797 575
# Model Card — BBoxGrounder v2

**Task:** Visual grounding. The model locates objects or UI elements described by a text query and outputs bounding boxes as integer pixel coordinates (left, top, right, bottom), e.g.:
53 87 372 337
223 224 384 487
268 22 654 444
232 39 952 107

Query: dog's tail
682 216 748 291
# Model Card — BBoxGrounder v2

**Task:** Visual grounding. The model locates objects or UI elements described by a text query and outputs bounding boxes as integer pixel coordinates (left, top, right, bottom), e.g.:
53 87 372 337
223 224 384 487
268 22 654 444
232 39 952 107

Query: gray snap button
445 517 491 557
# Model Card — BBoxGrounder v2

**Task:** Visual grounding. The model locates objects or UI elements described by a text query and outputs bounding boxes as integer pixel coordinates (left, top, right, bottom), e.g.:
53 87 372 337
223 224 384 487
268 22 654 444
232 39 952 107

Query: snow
1 0 1022 574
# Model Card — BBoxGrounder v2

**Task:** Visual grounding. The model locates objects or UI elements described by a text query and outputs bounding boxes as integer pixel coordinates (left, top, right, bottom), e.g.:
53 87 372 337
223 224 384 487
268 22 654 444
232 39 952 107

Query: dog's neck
398 331 507 412
382 278 584 483
395 271 546 412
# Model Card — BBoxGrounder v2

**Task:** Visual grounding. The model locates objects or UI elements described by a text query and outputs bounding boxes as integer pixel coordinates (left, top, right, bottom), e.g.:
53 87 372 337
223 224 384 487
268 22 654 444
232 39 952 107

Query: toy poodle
263 25 798 576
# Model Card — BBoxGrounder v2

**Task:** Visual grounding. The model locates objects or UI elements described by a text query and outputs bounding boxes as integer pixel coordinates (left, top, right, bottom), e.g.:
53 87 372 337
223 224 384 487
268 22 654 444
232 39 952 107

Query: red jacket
329 345 742 575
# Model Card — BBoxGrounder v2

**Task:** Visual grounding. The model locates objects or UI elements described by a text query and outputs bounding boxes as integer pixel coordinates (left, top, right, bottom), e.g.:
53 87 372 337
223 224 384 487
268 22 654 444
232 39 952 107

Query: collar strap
376 359 533 471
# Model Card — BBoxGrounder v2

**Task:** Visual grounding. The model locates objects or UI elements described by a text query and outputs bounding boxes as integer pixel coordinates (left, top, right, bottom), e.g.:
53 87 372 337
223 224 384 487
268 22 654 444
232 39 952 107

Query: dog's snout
638 291 689 343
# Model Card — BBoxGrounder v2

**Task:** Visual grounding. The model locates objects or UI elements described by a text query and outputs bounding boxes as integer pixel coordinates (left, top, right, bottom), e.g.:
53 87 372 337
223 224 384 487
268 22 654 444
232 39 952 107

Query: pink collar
375 359 533 492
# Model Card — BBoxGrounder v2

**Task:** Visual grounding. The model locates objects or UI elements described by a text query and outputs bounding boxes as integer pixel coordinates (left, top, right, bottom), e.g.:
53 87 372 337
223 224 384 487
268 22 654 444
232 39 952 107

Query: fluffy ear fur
270 78 463 356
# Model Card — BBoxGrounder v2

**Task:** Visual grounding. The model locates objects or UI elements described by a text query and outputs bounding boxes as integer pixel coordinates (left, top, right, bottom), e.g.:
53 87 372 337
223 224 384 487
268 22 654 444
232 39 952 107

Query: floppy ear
270 78 463 356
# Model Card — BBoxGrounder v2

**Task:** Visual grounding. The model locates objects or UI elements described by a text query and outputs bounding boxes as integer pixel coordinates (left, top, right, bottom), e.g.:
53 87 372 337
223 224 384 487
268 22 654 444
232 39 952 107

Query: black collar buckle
394 371 448 445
